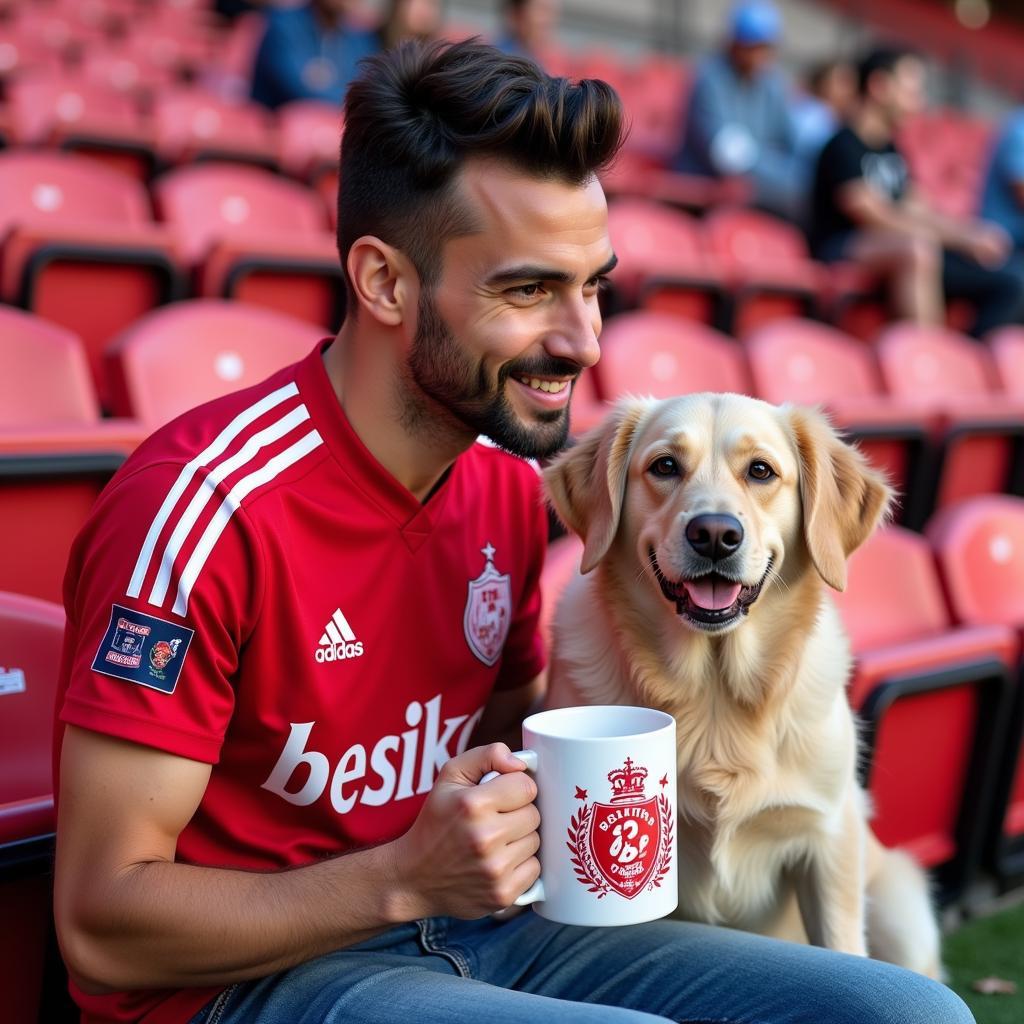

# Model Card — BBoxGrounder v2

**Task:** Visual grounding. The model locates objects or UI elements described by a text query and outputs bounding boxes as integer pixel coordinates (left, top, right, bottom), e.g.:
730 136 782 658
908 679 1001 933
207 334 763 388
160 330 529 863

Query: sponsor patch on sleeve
91 604 195 695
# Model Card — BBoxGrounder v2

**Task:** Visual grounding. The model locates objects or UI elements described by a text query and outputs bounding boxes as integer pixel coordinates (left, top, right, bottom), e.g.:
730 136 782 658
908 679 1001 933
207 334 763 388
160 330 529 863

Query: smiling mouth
515 375 571 394
649 550 773 631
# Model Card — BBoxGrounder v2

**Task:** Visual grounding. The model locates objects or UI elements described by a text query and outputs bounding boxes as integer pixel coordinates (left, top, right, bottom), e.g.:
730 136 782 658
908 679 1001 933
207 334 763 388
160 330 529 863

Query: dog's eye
748 460 776 482
648 456 679 478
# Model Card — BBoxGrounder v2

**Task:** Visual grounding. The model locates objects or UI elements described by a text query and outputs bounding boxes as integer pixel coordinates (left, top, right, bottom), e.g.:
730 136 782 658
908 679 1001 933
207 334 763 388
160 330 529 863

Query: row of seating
571 311 1024 528
542 495 1024 900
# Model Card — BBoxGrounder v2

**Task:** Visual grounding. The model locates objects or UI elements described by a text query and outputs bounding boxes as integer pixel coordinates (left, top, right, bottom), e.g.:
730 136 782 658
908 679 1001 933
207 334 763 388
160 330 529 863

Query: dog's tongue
683 578 742 610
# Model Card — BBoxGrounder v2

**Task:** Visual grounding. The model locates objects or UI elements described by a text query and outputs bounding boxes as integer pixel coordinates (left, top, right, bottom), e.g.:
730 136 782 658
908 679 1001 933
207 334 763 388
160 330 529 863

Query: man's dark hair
338 39 624 312
856 46 918 97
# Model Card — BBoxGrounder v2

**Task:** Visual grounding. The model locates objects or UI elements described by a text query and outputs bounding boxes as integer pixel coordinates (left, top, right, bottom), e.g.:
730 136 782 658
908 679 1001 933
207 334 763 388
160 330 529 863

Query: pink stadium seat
153 88 278 169
834 525 1017 899
592 312 750 402
927 496 1024 881
539 534 584 653
745 319 933 526
153 164 340 326
566 369 607 437
276 100 343 182
606 198 726 323
103 300 323 428
702 208 826 337
0 152 182 405
988 326 1024 400
0 422 144 603
0 308 100 425
876 323 1024 512
0 590 66 1024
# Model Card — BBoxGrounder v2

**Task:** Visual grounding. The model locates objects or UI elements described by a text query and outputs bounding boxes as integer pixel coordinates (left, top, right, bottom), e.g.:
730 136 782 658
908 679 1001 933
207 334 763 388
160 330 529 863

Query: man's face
887 56 926 122
404 161 614 459
730 42 775 79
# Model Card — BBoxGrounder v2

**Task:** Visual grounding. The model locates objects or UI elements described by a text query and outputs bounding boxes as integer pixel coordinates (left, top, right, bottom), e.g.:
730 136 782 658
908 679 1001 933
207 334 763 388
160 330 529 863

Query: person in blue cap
673 0 804 221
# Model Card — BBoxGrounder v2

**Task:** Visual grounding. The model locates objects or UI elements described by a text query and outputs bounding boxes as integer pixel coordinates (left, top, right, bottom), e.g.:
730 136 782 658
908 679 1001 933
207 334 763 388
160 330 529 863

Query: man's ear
543 399 650 574
787 405 895 591
346 236 415 327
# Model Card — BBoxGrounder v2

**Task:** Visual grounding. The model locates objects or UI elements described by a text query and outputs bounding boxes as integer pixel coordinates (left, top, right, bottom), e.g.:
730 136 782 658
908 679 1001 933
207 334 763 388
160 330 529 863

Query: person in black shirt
809 47 1024 337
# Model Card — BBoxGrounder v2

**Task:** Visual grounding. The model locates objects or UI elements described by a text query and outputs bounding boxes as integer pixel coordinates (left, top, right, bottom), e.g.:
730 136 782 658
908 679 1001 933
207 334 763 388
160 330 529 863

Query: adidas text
315 641 364 662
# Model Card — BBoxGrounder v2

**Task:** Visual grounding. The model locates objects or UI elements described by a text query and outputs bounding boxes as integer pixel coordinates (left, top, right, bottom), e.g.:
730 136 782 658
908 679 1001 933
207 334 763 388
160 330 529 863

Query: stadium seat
0 590 66 1024
988 325 1024 400
606 198 726 324
876 323 1024 515
0 153 183 405
153 88 278 169
0 308 100 426
103 300 323 428
0 422 144 603
702 208 826 337
833 525 1018 901
540 534 584 652
153 164 342 327
745 319 933 526
276 100 343 183
591 311 750 402
566 369 608 437
927 496 1024 882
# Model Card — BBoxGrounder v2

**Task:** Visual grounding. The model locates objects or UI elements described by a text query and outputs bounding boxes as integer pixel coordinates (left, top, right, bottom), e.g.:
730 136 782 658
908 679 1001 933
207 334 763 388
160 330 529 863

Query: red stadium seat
0 591 66 1024
988 326 1024 400
0 153 183 405
103 300 323 428
154 164 340 327
153 88 278 169
702 208 826 337
0 308 100 425
540 534 584 653
592 312 750 402
927 496 1024 881
745 319 933 526
876 323 1024 514
276 100 343 182
0 422 144 603
834 525 1017 900
606 198 726 323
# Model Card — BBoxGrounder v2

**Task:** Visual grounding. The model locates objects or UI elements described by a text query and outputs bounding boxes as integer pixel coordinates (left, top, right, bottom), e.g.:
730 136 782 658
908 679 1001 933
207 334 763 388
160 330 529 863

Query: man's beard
404 290 580 460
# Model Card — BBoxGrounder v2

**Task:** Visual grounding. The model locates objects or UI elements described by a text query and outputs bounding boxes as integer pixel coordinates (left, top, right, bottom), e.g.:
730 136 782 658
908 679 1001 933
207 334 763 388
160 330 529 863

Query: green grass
944 899 1024 1024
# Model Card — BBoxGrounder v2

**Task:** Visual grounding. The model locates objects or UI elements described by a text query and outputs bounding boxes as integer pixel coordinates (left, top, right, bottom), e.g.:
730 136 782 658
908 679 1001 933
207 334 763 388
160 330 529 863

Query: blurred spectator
672 1 803 222
377 0 442 50
251 1 378 109
792 59 856 164
980 108 1024 255
495 0 559 63
809 47 1024 337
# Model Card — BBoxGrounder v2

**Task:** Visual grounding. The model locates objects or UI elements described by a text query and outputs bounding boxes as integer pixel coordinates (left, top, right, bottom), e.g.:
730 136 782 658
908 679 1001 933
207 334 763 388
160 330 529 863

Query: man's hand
389 744 540 921
959 221 1012 267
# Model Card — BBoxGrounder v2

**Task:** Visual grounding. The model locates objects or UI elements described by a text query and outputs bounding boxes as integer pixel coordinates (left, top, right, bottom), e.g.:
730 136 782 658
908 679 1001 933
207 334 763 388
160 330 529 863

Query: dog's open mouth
649 550 773 631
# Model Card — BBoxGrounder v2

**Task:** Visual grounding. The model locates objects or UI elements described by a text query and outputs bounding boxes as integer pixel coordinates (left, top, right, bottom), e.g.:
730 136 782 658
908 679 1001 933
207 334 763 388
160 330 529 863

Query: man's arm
838 179 1010 265
55 725 540 993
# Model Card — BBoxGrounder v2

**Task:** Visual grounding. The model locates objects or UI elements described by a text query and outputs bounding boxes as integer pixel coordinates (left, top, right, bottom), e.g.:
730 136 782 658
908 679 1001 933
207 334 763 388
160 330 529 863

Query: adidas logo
315 608 365 663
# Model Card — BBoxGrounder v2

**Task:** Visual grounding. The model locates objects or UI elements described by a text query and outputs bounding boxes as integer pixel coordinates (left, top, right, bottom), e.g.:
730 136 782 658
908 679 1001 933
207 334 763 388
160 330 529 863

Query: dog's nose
685 514 744 561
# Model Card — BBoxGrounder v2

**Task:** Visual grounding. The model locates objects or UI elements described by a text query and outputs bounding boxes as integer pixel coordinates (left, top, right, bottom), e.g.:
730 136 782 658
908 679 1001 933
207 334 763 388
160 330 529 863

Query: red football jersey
56 342 548 1024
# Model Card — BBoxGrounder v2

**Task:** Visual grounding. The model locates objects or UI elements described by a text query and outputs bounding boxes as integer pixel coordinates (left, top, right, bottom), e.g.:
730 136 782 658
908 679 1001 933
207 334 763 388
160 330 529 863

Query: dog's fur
543 393 941 977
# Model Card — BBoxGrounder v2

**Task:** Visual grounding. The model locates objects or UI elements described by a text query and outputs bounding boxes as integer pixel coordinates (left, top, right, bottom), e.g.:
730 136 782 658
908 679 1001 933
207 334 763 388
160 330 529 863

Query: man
810 46 1024 337
250 0 378 109
494 0 560 64
980 107 1024 257
673 1 804 221
54 40 974 1024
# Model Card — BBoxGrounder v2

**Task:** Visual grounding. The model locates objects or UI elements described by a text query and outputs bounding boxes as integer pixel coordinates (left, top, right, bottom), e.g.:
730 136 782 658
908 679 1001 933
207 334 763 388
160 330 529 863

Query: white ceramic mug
486 705 678 927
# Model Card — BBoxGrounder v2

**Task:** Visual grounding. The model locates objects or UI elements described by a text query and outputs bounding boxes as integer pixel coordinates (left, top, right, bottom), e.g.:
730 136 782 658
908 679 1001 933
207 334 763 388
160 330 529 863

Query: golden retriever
543 393 941 978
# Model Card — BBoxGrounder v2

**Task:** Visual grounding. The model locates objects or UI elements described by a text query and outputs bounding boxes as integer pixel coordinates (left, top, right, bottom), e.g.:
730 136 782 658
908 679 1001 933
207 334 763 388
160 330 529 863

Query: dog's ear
788 406 894 591
544 399 649 574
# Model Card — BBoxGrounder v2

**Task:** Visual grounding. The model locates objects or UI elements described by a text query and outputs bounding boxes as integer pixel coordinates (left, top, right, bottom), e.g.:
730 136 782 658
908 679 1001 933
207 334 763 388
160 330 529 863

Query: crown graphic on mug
607 757 647 803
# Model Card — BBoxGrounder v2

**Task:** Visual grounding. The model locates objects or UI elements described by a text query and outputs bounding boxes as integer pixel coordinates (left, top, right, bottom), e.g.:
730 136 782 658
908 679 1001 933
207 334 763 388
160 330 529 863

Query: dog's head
544 394 893 635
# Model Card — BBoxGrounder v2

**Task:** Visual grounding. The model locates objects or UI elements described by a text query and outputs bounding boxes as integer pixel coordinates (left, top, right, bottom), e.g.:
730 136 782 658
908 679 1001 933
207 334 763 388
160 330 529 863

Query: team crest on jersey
92 604 194 694
566 758 673 900
463 542 511 667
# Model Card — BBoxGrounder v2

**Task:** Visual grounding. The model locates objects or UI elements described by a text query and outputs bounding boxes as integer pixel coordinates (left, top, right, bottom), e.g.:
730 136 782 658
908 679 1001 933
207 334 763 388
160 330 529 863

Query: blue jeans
189 911 974 1024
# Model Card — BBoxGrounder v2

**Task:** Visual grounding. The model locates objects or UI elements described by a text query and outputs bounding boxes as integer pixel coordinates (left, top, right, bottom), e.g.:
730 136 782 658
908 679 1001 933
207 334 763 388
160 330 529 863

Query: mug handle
480 749 543 906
